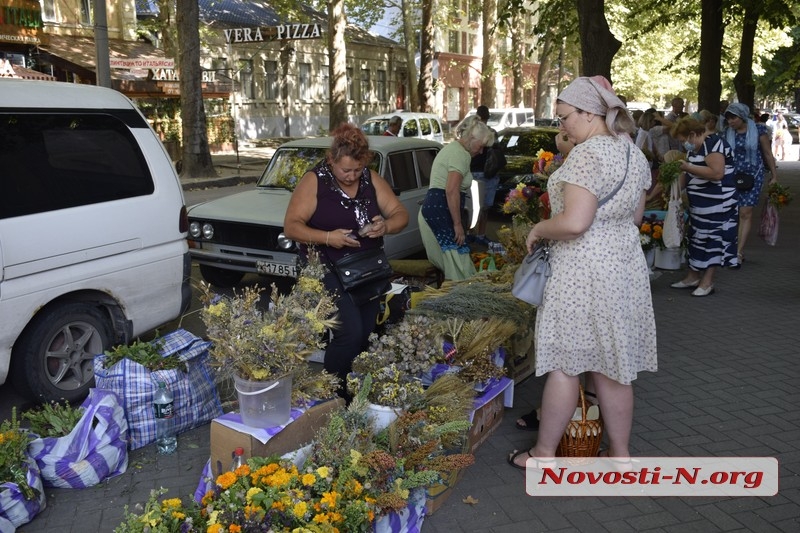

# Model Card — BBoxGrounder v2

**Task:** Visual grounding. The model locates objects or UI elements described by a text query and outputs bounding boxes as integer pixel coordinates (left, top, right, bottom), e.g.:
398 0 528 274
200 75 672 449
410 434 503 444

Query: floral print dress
534 136 658 385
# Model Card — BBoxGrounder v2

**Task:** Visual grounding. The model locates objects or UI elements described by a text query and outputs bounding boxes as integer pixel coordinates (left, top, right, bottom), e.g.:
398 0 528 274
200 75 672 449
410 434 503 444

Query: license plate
256 260 298 277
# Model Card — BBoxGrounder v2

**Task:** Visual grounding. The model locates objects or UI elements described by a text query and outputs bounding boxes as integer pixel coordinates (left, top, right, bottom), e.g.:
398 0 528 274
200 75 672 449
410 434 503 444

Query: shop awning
36 35 232 97
0 59 56 80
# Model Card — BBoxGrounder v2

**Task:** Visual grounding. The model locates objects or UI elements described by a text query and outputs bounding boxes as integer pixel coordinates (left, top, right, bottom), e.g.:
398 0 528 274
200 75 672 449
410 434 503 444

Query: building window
448 31 460 54
299 63 312 100
467 33 477 56
80 0 92 24
238 59 254 99
468 0 479 22
42 0 56 21
346 67 354 101
264 60 278 100
360 68 370 102
376 70 387 102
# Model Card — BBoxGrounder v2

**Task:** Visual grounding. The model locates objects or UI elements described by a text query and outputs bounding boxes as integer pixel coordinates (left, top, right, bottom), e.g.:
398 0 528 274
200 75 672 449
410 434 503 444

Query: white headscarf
557 77 636 137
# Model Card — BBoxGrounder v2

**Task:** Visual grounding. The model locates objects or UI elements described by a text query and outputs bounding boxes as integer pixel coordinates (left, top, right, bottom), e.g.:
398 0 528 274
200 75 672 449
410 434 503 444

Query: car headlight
202 222 214 240
188 221 202 239
277 232 294 250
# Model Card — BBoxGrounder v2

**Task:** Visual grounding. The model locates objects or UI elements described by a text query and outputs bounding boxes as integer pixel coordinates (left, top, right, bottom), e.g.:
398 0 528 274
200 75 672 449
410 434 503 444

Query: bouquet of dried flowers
199 250 341 405
502 183 544 226
767 182 793 209
347 361 426 409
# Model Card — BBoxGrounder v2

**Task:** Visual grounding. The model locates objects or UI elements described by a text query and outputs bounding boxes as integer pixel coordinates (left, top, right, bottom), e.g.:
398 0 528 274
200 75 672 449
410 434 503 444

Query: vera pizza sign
224 23 323 44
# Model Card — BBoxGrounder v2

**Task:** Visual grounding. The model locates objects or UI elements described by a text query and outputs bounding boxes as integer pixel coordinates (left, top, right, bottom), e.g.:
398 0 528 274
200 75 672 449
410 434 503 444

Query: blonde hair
663 150 686 163
458 117 494 147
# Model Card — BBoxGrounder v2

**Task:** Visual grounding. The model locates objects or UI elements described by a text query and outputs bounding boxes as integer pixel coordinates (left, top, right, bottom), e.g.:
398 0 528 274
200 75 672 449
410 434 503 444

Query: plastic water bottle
231 447 245 471
153 381 177 454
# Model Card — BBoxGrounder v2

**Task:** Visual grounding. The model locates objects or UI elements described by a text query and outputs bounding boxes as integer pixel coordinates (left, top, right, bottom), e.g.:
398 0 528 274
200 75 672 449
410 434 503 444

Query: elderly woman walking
508 77 657 467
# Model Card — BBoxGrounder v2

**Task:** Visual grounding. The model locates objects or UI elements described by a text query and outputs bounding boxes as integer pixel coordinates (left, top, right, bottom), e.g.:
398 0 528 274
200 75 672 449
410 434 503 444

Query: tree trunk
733 5 759 112
535 35 554 118
575 0 620 81
510 11 524 107
481 0 498 107
417 0 435 112
401 0 419 110
156 0 177 60
328 0 348 130
698 0 724 113
176 0 214 178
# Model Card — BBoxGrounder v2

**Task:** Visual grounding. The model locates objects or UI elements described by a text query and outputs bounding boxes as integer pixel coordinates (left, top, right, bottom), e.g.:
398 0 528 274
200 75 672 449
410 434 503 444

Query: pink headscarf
557 76 636 137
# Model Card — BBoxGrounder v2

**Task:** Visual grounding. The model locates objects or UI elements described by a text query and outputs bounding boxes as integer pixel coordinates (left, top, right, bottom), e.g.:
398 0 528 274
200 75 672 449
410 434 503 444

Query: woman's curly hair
328 123 374 166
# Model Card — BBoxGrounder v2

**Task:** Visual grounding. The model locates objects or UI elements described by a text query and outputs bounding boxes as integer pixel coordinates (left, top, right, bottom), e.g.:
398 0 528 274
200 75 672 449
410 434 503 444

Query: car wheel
11 303 112 402
200 264 245 288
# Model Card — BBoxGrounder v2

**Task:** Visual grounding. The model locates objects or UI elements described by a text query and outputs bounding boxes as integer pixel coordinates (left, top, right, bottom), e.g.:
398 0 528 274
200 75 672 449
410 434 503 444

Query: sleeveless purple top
300 160 383 264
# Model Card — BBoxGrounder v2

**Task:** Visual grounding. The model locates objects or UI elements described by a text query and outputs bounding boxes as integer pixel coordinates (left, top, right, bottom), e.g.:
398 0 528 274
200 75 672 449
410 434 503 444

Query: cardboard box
465 391 504 454
425 466 465 515
209 398 343 477
506 327 535 384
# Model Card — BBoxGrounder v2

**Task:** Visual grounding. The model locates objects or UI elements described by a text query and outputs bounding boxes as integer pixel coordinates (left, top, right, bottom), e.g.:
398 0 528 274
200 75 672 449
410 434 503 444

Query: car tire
199 264 245 288
11 303 112 403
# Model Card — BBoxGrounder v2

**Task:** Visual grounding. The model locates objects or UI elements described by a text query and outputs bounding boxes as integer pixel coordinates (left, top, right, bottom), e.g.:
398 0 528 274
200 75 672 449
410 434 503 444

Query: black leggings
322 272 380 396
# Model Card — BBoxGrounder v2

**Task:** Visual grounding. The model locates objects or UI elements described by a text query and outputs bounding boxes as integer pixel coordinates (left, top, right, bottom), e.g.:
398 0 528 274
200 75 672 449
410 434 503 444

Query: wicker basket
556 386 603 457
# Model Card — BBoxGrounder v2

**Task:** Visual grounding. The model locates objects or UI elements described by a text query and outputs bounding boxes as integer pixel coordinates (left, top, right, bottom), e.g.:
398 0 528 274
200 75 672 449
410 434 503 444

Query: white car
0 80 191 402
361 112 445 144
187 136 450 288
457 107 535 132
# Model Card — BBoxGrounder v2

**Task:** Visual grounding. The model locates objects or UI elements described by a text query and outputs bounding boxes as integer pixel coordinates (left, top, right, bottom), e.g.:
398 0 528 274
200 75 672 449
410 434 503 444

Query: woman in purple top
284 124 408 397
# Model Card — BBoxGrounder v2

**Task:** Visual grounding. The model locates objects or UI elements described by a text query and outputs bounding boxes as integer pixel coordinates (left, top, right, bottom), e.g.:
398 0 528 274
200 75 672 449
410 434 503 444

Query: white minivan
361 112 445 144
0 80 192 402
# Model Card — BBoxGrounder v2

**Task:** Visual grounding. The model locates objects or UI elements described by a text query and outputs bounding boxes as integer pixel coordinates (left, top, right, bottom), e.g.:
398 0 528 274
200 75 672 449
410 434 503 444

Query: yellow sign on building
0 0 42 44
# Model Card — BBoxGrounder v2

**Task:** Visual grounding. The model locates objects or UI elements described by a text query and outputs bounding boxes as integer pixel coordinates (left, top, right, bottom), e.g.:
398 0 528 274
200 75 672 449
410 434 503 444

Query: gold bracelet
325 231 330 246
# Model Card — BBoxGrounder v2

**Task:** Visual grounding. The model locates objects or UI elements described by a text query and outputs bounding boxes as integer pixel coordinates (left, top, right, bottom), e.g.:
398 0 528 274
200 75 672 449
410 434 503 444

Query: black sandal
515 409 539 431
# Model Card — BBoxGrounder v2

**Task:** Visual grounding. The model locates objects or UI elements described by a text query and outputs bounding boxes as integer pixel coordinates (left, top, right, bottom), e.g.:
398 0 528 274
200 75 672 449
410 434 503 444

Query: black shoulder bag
331 247 394 305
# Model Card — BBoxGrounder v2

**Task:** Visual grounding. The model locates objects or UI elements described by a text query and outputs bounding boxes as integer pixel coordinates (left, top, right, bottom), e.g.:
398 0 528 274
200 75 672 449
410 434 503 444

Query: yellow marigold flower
207 523 223 533
271 501 285 510
246 487 263 503
216 471 238 490
315 466 329 479
229 525 242 533
320 491 338 508
293 501 308 518
641 223 651 233
161 498 183 509
233 464 250 477
313 513 330 524
172 511 186 520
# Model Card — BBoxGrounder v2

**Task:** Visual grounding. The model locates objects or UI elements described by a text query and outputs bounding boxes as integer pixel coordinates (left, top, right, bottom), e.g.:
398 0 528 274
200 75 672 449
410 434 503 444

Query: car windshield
361 119 388 136
257 146 382 190
487 112 506 128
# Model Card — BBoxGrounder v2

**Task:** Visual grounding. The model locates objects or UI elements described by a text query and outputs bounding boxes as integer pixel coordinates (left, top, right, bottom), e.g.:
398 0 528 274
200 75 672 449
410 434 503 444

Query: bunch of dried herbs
23 401 85 438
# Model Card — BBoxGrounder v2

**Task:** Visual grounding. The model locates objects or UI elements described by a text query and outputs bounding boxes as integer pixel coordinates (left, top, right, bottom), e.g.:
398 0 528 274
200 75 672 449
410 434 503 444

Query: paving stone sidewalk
15 155 800 533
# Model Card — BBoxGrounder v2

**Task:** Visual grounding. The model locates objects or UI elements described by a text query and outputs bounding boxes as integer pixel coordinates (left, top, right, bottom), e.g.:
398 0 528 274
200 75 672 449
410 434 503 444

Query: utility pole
93 0 111 87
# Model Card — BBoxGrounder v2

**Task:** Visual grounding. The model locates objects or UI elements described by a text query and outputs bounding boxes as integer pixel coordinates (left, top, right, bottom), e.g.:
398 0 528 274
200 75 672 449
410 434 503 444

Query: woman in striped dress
668 117 738 297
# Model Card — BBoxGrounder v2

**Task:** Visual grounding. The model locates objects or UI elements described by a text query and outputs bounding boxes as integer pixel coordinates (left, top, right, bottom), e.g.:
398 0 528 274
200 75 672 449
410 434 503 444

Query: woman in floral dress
508 77 657 467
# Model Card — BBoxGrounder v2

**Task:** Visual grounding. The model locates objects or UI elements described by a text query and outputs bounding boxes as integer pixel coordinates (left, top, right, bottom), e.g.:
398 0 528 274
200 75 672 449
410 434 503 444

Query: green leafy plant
102 338 183 372
23 401 85 438
0 408 38 500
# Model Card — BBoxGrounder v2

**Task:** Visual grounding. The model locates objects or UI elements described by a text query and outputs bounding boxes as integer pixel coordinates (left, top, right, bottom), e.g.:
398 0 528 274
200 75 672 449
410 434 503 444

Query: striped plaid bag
94 329 223 450
0 458 46 531
28 388 128 489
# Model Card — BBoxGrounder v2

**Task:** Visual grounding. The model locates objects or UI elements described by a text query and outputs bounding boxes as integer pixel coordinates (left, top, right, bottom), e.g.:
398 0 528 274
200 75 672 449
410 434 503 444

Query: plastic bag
662 180 683 249
0 459 46 531
94 329 223 450
759 201 779 246
28 389 128 489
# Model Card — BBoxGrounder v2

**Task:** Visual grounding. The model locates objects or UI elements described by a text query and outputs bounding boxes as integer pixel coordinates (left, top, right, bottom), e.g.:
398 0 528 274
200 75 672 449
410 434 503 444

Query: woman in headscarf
723 103 778 266
508 76 657 468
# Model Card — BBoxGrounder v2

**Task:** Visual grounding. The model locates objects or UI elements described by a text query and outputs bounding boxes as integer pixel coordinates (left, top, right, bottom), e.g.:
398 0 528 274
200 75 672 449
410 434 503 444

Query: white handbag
662 180 683 249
